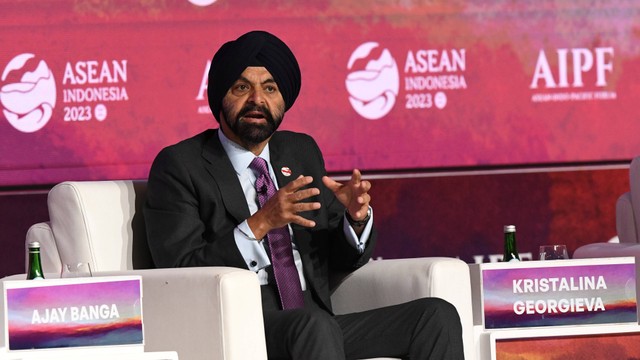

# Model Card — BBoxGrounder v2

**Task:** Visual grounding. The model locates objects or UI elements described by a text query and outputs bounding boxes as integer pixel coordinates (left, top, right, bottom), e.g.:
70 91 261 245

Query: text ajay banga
511 276 608 315
31 304 120 324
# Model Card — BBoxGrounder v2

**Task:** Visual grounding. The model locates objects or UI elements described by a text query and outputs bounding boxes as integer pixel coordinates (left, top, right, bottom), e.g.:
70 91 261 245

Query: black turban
207 31 301 122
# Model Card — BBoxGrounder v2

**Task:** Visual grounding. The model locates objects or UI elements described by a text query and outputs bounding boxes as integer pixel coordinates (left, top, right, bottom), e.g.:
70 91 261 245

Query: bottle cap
28 241 41 248
504 225 516 233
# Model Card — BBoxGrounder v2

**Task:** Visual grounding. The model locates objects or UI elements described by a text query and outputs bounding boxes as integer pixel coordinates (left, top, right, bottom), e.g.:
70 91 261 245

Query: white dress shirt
217 129 373 288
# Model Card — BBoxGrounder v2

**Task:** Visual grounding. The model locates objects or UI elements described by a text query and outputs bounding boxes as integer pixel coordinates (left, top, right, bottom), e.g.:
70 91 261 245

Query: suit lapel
269 135 301 189
201 129 251 223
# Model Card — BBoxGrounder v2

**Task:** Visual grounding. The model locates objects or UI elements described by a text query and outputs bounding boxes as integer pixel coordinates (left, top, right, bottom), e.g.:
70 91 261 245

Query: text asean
62 60 128 85
404 49 466 73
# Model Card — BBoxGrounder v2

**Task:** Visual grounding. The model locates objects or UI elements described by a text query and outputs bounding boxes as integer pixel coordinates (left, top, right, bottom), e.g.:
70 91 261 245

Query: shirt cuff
343 207 373 253
235 221 271 271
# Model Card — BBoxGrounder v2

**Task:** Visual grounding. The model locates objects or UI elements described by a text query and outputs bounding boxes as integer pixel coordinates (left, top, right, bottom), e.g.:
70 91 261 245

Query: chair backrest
631 156 640 242
616 193 637 243
47 180 154 272
616 157 640 243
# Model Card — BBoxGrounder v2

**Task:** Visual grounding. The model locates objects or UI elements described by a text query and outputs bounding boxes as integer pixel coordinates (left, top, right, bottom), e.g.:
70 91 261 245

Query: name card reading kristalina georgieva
480 257 637 329
3 276 143 351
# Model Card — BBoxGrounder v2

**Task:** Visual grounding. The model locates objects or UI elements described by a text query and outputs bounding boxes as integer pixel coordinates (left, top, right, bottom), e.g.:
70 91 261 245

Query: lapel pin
281 167 292 177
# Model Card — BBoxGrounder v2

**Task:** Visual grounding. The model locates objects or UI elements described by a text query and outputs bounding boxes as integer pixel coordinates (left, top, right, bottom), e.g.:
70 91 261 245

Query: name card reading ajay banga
481 257 637 329
4 276 143 351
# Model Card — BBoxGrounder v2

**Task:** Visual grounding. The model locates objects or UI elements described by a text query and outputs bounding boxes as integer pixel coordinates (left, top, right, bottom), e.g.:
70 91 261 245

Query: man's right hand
247 175 321 240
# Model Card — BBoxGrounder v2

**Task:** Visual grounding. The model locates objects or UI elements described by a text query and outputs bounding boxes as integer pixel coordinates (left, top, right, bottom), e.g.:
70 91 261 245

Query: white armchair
4 180 475 360
574 156 640 260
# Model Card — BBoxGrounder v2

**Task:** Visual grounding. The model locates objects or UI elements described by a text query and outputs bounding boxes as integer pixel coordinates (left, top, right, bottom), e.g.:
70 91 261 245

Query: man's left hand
322 169 371 221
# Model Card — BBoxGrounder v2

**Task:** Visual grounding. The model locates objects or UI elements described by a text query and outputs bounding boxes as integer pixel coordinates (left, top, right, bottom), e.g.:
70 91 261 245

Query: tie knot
249 157 269 177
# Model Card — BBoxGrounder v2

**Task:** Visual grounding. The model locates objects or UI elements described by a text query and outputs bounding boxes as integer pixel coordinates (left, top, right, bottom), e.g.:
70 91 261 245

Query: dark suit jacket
144 129 377 312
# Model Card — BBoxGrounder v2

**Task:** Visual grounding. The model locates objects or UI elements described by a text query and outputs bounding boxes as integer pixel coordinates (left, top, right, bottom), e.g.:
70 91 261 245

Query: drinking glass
539 245 569 260
60 262 93 278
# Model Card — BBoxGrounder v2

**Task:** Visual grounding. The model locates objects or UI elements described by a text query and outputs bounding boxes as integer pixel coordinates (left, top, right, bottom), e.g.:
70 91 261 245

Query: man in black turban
207 30 301 123
145 30 464 359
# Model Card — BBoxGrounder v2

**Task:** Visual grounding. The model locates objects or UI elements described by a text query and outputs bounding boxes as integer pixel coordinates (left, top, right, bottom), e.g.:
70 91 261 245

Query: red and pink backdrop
1 0 639 185
0 1 637 273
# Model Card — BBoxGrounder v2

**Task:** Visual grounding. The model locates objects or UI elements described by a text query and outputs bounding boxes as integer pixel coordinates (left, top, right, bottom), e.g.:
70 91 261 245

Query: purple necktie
249 157 304 310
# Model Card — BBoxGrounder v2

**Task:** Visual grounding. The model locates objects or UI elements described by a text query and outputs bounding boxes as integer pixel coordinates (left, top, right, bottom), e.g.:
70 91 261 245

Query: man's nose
248 88 266 104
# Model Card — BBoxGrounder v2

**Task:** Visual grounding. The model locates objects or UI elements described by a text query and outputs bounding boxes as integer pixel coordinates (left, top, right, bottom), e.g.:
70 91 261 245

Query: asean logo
188 0 218 6
1 53 56 133
345 42 399 120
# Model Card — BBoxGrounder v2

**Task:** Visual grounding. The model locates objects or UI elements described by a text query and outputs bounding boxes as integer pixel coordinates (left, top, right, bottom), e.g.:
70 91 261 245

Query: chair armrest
330 257 471 313
25 222 63 274
330 257 474 360
573 242 640 260
2 267 267 360
104 267 267 360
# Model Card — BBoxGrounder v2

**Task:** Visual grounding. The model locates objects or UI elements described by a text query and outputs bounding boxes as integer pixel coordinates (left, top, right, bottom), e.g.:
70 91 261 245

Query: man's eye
265 85 277 93
232 84 250 94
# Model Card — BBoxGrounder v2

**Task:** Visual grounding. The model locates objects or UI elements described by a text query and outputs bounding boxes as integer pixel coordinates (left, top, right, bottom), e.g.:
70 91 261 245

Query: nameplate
3 276 143 352
480 257 637 329
491 324 640 359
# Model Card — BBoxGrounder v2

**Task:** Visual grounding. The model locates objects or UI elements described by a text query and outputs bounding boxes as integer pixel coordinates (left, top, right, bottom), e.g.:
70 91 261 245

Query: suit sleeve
304 136 378 272
144 145 247 269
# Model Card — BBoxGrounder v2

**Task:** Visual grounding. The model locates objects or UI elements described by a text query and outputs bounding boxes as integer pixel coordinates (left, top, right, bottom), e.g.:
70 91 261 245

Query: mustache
239 104 272 119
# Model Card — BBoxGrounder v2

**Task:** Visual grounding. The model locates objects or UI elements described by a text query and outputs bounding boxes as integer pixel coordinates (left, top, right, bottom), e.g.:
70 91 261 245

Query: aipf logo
345 42 399 120
1 53 56 133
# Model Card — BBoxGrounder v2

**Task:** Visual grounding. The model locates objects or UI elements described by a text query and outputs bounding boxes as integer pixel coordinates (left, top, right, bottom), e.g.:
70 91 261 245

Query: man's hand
248 175 321 240
322 169 371 221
